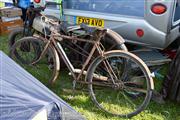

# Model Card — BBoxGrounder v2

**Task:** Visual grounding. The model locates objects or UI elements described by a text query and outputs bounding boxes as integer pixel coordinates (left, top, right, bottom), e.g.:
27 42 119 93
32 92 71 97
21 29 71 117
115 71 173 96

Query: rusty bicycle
10 15 154 117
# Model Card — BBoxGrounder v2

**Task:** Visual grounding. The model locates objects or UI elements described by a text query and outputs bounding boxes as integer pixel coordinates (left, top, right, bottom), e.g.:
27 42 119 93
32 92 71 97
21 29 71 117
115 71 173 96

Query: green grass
0 35 9 54
0 35 180 120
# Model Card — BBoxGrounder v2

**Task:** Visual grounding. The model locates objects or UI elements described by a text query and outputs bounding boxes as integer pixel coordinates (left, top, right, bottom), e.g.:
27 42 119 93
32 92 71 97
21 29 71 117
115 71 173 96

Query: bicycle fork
31 40 51 65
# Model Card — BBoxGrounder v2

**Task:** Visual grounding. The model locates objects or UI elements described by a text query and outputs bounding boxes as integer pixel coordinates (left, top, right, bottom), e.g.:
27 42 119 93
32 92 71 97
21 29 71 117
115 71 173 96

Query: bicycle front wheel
10 37 60 85
86 50 154 118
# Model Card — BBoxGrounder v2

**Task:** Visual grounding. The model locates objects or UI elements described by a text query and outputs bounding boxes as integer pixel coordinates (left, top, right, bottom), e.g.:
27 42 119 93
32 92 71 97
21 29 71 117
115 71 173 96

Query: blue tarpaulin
0 51 85 120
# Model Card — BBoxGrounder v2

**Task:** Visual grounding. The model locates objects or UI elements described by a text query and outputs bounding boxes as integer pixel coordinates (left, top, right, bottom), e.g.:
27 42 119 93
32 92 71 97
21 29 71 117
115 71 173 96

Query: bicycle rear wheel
10 37 60 85
86 50 154 117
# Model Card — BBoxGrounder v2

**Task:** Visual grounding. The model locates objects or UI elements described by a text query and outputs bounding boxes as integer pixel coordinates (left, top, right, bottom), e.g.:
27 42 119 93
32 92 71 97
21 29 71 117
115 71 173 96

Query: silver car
35 0 180 49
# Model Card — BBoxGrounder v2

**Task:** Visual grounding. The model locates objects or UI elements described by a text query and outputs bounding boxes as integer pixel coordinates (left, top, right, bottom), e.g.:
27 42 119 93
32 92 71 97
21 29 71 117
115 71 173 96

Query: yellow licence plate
76 16 104 28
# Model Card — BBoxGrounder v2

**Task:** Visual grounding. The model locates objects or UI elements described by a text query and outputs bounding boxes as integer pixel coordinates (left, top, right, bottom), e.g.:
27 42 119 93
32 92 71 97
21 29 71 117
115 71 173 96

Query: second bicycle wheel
10 37 60 85
86 50 154 118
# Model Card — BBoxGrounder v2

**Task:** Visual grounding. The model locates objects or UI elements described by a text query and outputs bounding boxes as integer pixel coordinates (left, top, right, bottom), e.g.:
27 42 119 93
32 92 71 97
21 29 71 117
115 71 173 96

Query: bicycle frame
35 28 108 83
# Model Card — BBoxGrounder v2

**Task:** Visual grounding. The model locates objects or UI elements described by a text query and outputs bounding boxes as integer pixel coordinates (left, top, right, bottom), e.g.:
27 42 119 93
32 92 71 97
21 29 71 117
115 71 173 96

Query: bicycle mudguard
106 29 125 45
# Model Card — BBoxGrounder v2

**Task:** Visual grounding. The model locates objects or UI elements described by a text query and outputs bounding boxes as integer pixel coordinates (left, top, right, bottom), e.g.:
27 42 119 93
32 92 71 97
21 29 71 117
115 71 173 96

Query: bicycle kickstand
67 80 76 100
72 80 77 95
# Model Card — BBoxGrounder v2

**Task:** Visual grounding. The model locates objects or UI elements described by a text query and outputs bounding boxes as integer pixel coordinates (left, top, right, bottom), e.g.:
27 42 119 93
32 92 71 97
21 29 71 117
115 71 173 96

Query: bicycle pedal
67 95 74 100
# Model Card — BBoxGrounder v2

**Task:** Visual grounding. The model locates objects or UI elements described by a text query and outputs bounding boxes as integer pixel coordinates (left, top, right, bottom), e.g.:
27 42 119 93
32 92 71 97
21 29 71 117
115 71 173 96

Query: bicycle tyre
10 37 60 85
86 50 154 118
9 27 24 49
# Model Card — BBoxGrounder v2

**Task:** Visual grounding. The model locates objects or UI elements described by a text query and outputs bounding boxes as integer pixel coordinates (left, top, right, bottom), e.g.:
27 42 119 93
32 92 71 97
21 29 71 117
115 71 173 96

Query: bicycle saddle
59 22 98 35
80 23 96 35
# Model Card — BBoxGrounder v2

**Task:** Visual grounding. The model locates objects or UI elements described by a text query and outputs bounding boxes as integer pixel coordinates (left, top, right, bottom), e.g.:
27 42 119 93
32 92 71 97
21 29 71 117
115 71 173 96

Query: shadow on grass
0 35 9 54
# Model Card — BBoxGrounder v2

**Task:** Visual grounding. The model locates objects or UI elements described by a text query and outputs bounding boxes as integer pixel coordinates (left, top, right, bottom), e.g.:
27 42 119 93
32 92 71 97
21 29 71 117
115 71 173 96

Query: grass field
0 35 179 120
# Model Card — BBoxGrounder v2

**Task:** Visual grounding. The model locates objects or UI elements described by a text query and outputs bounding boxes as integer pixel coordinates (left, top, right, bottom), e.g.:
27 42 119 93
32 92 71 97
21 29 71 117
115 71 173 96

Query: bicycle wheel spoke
121 91 136 108
125 86 147 93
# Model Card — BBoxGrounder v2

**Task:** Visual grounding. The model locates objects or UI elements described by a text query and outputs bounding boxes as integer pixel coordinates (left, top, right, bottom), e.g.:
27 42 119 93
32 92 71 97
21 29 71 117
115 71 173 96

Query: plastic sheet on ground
0 51 85 120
